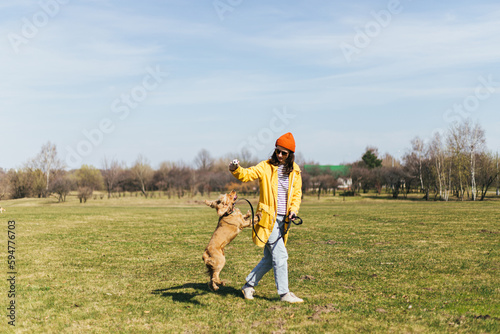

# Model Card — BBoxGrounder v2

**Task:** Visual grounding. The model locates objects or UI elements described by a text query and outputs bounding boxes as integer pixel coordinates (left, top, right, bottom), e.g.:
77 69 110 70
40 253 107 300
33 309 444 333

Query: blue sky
1 0 499 169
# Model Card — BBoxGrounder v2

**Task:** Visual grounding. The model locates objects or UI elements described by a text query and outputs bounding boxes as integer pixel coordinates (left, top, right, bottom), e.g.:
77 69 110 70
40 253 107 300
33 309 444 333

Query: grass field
1 193 499 333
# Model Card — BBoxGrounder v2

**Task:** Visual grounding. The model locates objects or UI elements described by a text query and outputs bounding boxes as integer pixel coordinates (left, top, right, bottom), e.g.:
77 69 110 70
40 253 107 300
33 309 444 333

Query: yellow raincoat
231 160 302 247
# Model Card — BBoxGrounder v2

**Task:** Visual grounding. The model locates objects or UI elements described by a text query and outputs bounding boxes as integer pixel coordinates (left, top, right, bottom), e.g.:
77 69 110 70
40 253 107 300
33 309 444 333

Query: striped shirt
277 165 289 216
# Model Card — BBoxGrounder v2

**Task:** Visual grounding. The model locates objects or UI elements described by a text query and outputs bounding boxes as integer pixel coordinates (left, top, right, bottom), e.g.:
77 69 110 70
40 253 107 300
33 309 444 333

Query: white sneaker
280 292 304 303
242 285 255 300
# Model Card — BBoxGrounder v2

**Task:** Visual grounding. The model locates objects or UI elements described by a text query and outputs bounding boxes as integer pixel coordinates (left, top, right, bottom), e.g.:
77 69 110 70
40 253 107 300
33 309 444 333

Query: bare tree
300 167 312 195
237 148 258 167
428 132 451 201
381 166 411 199
382 153 400 168
101 157 123 198
194 149 214 171
0 170 10 200
465 121 486 201
154 161 172 193
115 168 136 194
447 123 468 200
193 149 214 197
410 137 425 192
445 120 487 200
131 155 153 197
49 172 74 202
32 142 64 193
475 152 498 201
349 164 366 195
167 162 194 198
313 173 338 199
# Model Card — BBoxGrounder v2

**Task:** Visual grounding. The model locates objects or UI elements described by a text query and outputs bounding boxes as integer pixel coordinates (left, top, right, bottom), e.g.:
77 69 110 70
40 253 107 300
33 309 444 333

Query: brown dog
203 190 260 291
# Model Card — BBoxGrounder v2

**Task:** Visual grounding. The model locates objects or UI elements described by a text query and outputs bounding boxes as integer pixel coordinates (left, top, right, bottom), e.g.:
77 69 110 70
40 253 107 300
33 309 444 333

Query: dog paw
209 282 219 291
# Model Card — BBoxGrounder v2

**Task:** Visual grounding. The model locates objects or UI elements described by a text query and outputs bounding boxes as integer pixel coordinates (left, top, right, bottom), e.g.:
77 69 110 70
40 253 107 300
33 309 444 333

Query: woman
229 132 303 303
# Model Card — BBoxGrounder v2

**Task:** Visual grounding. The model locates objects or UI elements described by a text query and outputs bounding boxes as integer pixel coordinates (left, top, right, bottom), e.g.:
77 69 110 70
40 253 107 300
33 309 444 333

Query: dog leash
236 198 303 246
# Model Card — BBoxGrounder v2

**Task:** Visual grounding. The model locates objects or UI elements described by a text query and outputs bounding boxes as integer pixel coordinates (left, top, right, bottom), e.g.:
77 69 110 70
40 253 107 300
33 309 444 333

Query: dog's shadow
151 283 247 305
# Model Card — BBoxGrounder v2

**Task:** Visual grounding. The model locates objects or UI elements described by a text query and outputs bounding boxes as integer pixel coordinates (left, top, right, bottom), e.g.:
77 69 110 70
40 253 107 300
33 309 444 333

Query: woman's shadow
151 283 244 305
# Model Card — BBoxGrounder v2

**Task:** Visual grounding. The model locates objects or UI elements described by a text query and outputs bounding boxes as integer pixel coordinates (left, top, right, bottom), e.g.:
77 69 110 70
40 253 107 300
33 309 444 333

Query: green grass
0 194 499 333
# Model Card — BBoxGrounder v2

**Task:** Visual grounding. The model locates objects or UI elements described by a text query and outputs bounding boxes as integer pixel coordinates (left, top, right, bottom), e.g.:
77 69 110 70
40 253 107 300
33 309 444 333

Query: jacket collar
267 161 300 173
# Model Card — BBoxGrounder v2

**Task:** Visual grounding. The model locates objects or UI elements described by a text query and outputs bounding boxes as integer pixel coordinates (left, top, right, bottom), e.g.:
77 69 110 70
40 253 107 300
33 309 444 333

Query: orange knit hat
275 132 296 153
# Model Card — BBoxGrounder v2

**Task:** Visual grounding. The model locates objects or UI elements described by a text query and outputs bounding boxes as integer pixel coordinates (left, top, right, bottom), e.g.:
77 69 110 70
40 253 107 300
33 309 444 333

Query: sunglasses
275 148 289 157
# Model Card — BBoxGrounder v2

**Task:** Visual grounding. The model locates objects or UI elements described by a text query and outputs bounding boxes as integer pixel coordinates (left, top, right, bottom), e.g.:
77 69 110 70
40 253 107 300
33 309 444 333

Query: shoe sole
242 290 254 300
281 299 304 303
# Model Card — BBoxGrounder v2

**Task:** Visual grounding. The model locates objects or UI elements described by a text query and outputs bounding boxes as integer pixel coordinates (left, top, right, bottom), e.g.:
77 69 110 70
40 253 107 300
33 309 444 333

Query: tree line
347 120 499 201
0 147 261 203
0 120 498 203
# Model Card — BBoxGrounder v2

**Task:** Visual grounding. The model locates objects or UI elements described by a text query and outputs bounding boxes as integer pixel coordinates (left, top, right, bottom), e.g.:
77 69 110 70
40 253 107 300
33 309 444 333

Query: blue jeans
245 215 289 295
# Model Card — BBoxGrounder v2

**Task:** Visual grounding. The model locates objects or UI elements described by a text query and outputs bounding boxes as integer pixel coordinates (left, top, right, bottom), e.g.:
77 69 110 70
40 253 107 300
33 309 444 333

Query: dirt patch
266 305 283 312
326 240 343 245
480 229 498 234
473 314 500 321
309 304 340 320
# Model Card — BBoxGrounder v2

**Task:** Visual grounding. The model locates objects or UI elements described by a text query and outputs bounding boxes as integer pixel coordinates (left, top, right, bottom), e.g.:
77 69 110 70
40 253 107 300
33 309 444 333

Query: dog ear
205 200 216 208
